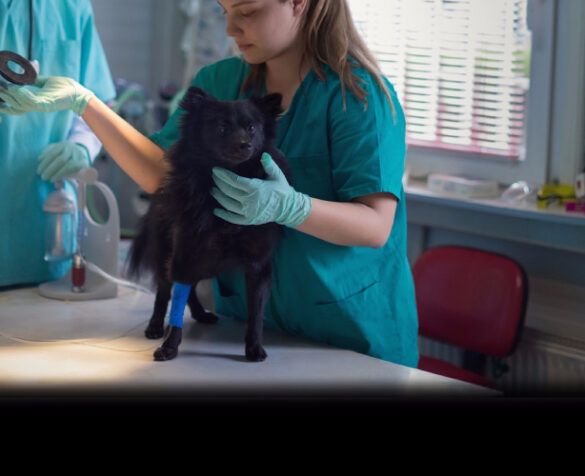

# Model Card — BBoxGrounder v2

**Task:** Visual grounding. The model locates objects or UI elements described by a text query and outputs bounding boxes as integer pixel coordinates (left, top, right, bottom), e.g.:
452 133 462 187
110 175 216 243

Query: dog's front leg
153 282 190 361
145 279 172 339
244 261 271 362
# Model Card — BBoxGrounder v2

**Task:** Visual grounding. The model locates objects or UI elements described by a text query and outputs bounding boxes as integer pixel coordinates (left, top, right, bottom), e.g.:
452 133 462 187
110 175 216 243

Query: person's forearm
81 96 168 193
294 193 397 248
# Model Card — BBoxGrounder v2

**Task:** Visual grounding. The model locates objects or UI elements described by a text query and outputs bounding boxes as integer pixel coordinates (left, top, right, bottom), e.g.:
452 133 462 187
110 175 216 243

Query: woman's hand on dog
211 152 312 228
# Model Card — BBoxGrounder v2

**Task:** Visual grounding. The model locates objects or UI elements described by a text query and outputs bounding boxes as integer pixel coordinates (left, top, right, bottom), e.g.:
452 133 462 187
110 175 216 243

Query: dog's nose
239 141 252 151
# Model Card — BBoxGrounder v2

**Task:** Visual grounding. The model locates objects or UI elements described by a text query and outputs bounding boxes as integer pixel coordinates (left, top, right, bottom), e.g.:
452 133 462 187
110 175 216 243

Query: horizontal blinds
349 0 532 159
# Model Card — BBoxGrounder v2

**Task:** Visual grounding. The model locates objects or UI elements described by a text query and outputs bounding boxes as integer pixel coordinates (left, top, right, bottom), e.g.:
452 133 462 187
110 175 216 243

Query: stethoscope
0 0 37 86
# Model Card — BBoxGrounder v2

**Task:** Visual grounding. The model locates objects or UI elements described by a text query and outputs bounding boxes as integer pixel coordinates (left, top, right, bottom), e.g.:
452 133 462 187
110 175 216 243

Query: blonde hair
242 0 395 113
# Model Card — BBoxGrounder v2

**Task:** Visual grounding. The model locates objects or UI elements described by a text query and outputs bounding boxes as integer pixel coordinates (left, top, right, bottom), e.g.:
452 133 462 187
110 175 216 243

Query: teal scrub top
0 0 116 287
151 56 419 368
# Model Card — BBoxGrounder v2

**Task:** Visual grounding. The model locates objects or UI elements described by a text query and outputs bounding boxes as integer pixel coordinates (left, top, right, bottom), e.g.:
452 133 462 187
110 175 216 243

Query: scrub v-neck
260 69 316 150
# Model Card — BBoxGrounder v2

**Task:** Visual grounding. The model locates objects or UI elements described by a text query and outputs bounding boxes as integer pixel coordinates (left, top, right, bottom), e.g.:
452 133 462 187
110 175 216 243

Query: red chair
412 246 528 389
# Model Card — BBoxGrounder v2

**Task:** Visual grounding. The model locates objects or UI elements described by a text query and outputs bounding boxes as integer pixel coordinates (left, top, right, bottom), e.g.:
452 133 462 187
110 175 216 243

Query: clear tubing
83 259 154 295
0 260 160 352
0 320 163 353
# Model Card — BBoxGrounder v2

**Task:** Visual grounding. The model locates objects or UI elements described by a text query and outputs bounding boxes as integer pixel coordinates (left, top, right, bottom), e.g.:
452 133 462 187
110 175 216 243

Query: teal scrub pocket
308 281 396 356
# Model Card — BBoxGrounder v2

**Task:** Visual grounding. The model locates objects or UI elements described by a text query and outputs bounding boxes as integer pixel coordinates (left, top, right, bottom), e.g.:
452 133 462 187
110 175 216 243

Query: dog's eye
247 124 256 134
218 123 228 135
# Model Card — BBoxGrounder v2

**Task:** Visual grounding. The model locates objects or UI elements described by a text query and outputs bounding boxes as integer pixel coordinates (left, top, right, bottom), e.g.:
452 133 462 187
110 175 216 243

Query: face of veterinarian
218 0 307 65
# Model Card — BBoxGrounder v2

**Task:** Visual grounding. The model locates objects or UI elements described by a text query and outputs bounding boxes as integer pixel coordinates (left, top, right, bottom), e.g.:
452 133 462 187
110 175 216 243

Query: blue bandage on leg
168 282 192 328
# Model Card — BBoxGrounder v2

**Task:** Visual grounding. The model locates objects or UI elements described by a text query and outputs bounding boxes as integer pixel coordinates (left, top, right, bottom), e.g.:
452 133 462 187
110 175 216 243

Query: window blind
349 0 532 160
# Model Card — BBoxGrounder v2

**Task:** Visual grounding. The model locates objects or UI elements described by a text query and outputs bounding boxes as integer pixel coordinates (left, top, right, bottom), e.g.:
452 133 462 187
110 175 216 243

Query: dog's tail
126 214 153 279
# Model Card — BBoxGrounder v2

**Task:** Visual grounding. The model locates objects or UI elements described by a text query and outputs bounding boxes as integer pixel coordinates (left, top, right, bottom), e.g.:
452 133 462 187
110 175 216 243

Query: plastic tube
0 322 164 353
83 259 154 295
0 259 163 352
0 259 159 351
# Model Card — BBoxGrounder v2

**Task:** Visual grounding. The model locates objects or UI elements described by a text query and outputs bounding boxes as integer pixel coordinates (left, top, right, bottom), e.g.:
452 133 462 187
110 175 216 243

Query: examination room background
90 0 585 394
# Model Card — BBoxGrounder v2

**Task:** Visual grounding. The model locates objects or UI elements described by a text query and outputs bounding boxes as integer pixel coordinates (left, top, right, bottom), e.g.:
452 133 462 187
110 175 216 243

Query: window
349 0 557 185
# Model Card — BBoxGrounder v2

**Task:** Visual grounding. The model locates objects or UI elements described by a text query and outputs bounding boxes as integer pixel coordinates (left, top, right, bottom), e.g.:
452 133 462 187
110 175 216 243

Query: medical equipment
42 180 76 262
0 50 37 86
427 173 500 199
0 0 36 86
536 183 576 208
26 0 35 61
91 79 157 236
0 0 37 104
501 180 539 204
39 167 121 301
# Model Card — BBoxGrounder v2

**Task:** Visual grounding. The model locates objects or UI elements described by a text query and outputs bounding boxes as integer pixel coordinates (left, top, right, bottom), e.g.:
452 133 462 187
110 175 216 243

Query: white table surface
0 285 498 400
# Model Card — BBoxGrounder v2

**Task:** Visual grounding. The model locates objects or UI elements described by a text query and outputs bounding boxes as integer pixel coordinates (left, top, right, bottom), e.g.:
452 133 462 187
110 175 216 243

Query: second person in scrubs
0 0 419 368
0 0 115 288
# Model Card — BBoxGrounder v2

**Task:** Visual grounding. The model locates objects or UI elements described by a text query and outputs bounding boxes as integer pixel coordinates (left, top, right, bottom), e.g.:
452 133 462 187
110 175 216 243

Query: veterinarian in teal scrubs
0 0 418 368
150 57 418 367
0 0 115 287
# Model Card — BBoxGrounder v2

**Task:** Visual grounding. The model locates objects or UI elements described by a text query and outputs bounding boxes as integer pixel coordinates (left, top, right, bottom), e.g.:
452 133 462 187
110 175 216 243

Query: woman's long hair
242 0 394 113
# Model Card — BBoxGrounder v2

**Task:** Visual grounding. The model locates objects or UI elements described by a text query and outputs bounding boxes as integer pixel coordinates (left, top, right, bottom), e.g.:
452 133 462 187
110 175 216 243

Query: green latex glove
37 141 90 182
211 153 312 227
0 76 94 116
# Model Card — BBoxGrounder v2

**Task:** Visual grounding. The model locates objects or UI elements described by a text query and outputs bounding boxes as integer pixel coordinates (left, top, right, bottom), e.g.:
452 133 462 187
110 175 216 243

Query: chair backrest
412 246 528 357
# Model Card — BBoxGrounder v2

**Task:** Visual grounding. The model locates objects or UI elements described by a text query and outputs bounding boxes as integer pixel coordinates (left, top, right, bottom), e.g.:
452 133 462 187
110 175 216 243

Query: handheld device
0 50 37 86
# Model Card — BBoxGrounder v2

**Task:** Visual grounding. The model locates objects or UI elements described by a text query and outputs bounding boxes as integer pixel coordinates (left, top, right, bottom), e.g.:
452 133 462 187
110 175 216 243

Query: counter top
405 179 585 254
0 285 497 400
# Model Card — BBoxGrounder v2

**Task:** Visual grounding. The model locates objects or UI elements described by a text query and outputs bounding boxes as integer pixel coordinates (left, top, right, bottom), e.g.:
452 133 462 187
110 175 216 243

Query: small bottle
71 253 85 292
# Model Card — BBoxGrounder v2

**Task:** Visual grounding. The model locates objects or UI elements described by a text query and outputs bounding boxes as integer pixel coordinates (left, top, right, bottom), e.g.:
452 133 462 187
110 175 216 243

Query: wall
406 1 585 393
92 0 186 99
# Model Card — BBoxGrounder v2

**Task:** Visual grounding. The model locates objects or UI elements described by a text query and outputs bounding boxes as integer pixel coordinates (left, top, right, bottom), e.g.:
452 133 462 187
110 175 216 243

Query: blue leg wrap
168 282 192 328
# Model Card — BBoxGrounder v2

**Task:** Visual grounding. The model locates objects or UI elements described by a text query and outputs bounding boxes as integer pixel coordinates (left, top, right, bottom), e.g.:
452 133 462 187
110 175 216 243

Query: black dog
128 86 291 362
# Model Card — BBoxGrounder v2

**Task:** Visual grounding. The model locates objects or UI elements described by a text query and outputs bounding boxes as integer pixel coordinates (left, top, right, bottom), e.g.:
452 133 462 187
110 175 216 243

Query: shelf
405 179 585 253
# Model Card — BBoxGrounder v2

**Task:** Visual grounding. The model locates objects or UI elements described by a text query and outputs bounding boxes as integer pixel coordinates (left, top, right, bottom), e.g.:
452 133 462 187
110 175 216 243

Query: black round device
0 50 37 85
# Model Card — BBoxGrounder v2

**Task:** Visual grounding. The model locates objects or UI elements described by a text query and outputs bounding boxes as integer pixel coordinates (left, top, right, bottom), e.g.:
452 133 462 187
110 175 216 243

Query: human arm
0 77 168 192
67 114 103 160
295 193 397 249
81 95 168 193
296 71 404 248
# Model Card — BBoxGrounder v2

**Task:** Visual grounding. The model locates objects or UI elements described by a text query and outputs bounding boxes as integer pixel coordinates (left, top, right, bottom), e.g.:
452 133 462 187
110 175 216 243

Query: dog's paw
192 310 218 325
245 343 267 362
153 344 179 361
153 326 182 361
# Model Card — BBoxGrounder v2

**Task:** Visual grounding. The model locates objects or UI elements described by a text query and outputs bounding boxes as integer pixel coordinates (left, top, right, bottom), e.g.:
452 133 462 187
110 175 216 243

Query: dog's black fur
128 86 291 362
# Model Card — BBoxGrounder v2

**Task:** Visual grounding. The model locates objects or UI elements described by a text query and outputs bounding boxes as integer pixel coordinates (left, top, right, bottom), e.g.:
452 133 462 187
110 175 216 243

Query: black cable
28 0 34 60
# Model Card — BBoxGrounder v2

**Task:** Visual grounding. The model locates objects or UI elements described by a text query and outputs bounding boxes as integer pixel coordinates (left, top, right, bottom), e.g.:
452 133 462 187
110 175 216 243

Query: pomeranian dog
128 86 291 362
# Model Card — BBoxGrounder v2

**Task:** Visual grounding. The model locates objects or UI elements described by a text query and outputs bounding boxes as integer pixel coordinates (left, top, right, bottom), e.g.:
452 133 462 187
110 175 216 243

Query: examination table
0 284 497 399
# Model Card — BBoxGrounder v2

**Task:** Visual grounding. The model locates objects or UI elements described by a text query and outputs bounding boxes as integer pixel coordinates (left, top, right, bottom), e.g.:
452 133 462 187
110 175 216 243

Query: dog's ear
252 93 283 119
180 86 213 111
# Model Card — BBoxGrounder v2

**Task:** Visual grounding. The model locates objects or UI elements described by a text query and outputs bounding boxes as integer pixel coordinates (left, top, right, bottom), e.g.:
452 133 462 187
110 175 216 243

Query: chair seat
418 355 494 389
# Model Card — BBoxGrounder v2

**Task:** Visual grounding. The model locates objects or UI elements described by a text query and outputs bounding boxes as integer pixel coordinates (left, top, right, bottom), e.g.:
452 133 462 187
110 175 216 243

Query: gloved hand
37 141 90 182
0 76 94 116
211 152 312 227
